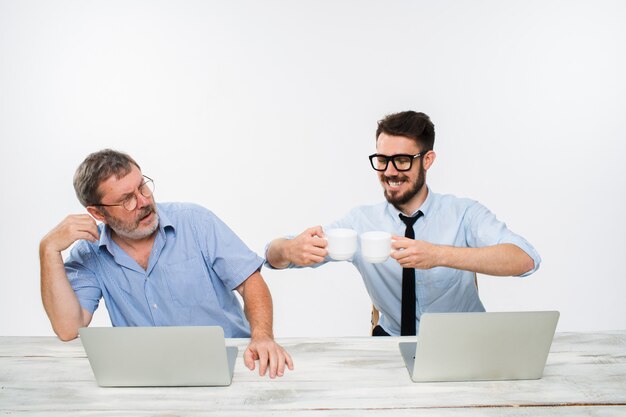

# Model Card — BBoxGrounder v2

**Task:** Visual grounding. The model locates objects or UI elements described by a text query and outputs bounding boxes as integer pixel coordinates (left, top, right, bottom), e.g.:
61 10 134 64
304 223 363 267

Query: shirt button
152 304 158 309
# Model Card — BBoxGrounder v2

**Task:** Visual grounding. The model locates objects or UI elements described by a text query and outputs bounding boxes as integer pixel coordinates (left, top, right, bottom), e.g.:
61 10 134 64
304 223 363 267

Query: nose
136 190 151 209
384 161 399 176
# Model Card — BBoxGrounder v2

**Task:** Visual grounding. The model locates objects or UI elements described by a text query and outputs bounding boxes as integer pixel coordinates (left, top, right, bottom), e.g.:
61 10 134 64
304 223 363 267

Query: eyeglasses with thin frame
91 176 155 212
368 152 426 172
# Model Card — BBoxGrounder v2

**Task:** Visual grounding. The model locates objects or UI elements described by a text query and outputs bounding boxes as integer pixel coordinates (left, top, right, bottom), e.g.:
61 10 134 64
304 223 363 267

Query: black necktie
399 211 423 336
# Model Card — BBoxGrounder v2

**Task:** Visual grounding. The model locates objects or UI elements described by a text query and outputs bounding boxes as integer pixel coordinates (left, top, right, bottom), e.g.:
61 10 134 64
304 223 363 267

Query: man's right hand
284 226 328 266
40 214 98 341
40 214 99 254
267 226 328 268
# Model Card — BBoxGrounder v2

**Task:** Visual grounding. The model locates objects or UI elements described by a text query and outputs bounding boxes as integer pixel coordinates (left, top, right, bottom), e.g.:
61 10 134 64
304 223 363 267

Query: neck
397 185 429 216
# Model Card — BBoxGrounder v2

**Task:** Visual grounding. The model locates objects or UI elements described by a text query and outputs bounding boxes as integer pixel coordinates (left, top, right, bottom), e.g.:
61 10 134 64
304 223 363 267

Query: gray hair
73 149 141 207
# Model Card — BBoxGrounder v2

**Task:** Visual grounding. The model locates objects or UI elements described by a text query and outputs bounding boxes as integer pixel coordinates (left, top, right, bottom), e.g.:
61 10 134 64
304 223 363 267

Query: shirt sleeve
200 210 264 290
464 202 541 277
65 243 102 314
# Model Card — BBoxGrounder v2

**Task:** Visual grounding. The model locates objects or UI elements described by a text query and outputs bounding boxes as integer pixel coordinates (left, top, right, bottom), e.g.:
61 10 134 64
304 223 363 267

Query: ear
423 150 436 171
86 206 107 223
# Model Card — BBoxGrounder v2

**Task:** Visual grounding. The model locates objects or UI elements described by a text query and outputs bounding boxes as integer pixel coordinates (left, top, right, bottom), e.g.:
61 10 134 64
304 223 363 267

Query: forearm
265 238 291 270
239 271 293 378
436 243 534 276
240 272 274 339
39 246 88 341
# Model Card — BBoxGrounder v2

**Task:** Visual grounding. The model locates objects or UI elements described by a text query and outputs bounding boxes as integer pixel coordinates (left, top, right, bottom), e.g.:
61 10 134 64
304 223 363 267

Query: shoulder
430 191 482 211
330 201 391 230
346 201 388 219
158 202 220 223
158 201 213 216
157 202 229 237
427 192 490 221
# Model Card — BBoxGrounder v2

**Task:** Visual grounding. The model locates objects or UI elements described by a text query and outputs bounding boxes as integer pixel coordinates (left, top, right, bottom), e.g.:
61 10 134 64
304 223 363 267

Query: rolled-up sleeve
464 202 541 277
201 211 264 290
65 245 102 313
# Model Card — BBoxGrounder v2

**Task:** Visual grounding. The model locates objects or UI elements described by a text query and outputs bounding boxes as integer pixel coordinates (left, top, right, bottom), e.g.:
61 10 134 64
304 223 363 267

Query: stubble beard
382 169 426 211
104 204 159 240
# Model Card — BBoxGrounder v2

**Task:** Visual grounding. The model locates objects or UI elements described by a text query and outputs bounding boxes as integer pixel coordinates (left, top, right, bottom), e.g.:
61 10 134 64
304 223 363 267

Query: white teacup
325 228 357 261
360 231 392 263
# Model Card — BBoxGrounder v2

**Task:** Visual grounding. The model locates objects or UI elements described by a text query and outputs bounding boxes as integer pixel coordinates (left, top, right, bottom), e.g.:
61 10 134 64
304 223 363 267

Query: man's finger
310 236 328 249
276 349 286 377
258 348 269 377
76 231 98 243
308 255 326 264
268 348 278 379
398 259 412 268
285 350 294 370
391 239 411 250
79 224 100 241
310 225 325 238
392 248 411 260
309 246 328 257
243 347 256 370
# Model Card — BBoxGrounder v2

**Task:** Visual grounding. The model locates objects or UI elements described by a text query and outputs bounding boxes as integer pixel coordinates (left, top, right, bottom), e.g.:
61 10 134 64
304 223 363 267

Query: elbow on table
53 325 80 342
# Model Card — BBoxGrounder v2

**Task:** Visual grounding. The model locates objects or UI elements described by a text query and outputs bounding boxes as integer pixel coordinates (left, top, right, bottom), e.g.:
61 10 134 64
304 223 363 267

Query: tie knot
399 211 423 228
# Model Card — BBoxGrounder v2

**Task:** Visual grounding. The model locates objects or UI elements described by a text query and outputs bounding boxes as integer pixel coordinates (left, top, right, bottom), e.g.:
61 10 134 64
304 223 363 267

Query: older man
40 149 292 378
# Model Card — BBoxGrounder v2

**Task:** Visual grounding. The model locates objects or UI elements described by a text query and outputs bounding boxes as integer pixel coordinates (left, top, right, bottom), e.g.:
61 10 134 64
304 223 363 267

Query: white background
1 0 625 337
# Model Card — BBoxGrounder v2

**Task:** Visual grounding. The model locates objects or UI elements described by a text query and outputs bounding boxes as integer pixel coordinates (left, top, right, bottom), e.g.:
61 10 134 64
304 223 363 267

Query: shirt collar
97 203 175 249
386 186 434 224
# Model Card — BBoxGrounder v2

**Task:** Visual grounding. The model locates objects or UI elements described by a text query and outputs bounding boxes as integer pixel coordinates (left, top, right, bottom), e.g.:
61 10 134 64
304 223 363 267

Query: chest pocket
420 266 460 289
163 256 214 306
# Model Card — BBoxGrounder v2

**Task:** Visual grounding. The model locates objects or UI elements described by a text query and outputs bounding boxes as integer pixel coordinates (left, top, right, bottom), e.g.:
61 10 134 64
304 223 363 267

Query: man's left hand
391 236 440 269
244 335 294 378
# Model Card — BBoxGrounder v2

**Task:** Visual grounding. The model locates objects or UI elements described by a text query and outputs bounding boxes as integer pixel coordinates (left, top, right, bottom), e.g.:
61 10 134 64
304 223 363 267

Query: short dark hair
73 149 141 207
376 111 435 151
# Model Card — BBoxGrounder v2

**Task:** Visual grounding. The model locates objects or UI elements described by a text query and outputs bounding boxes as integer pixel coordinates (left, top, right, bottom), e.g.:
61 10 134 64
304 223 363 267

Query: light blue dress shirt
65 202 263 337
271 189 541 336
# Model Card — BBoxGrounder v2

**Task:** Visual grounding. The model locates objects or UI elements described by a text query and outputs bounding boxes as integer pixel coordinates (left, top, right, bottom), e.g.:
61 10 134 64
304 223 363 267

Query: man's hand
284 226 328 266
390 236 440 269
237 271 293 378
40 214 99 255
40 214 98 341
243 335 294 379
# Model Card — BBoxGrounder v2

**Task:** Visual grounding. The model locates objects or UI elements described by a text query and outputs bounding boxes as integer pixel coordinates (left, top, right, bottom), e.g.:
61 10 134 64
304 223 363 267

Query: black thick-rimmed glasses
91 176 155 212
368 153 425 172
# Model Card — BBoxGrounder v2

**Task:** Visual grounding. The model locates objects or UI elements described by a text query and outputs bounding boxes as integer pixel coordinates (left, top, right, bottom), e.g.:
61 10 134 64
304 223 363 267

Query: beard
382 168 426 210
103 204 159 240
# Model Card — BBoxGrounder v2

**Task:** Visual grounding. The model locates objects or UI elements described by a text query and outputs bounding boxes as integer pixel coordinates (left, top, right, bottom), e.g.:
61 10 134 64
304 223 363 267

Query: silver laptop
79 326 238 387
399 311 559 382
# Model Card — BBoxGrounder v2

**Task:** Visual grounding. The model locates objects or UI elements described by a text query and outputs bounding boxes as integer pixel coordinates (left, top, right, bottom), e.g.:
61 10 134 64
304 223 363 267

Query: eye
394 156 411 166
119 194 138 211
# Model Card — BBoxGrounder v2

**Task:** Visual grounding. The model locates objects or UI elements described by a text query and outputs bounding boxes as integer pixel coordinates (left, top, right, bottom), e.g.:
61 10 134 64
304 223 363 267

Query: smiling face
376 132 435 212
89 165 159 241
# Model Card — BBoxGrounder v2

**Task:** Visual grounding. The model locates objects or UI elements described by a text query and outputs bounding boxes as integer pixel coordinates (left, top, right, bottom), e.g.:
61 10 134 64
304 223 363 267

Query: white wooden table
1 332 625 416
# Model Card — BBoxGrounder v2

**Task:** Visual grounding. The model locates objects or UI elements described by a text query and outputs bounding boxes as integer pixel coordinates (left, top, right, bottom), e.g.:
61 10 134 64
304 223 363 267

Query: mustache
382 175 407 181
136 205 155 220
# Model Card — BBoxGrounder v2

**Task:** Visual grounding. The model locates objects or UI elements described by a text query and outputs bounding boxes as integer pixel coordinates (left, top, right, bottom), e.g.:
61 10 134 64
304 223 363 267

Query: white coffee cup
360 231 392 263
325 228 358 261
